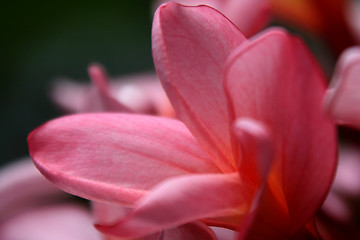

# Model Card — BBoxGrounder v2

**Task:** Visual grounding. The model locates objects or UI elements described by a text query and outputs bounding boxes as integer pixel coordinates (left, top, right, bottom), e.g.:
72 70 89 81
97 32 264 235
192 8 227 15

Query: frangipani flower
28 3 337 240
51 64 175 117
0 159 102 240
153 0 271 37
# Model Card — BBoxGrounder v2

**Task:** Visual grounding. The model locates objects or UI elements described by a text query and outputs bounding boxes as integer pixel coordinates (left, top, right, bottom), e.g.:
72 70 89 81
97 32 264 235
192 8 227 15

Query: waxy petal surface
324 47 360 129
225 29 336 232
97 173 249 238
28 113 219 205
152 3 248 172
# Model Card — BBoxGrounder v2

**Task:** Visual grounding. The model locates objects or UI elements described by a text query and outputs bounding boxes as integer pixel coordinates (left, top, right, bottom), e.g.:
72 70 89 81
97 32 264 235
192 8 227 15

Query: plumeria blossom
28 3 337 240
153 0 271 37
0 159 102 240
51 64 175 117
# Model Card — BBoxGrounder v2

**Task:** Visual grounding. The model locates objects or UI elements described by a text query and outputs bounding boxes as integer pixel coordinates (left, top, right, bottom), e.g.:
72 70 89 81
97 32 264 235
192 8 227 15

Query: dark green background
1 1 155 166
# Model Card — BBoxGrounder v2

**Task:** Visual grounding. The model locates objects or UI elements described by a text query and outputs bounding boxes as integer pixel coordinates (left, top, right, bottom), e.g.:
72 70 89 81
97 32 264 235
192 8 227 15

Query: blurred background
1 1 155 166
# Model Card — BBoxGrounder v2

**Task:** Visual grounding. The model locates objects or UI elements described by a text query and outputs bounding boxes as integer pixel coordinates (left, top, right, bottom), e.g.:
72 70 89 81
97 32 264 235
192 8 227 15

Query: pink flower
51 63 175 117
0 159 102 240
28 3 337 239
153 0 271 37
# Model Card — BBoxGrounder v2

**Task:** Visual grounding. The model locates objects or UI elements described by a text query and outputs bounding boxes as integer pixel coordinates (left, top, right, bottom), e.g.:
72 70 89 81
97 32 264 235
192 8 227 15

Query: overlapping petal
96 173 249 238
95 117 275 239
224 29 337 233
153 0 270 37
324 47 360 129
93 202 218 240
152 2 247 172
28 113 220 205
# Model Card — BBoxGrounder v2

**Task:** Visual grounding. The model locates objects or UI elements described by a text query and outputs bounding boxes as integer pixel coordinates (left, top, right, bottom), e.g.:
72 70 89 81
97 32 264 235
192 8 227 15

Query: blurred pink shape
324 46 360 129
51 64 175 117
0 159 102 240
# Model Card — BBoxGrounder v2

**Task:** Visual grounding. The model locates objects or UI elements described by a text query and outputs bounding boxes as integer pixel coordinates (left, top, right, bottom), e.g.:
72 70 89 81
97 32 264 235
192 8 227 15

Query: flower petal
153 0 270 37
87 63 132 112
161 222 218 240
152 3 248 172
51 71 174 116
324 47 360 129
96 173 249 238
211 227 237 240
51 79 93 113
108 73 175 117
233 118 274 184
0 158 67 222
331 145 360 196
0 204 102 240
93 202 217 240
225 29 337 232
28 113 219 205
237 184 290 240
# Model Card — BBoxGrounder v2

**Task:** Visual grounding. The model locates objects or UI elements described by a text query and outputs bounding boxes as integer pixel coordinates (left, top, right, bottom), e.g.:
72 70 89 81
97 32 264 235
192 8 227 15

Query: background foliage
1 1 154 166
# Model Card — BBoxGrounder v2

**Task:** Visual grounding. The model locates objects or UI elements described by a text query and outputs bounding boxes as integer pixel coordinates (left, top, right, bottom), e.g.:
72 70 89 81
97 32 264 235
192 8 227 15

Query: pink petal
96 173 249 238
211 227 237 240
233 118 274 184
324 47 360 129
93 202 216 240
153 0 271 37
92 202 161 240
237 184 290 240
152 3 247 172
92 201 130 225
87 63 131 112
0 204 102 240
108 73 175 117
51 70 175 117
161 222 217 240
331 145 360 196
0 158 67 222
28 113 220 205
230 119 287 239
221 0 271 37
225 29 337 233
321 192 352 224
51 79 94 113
